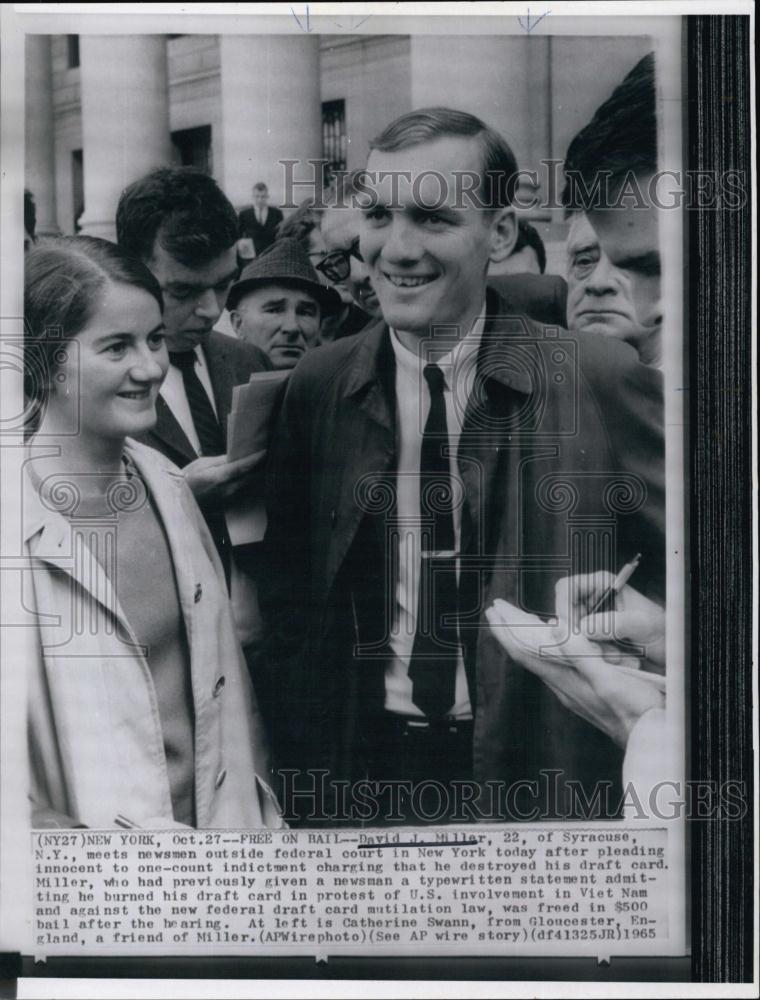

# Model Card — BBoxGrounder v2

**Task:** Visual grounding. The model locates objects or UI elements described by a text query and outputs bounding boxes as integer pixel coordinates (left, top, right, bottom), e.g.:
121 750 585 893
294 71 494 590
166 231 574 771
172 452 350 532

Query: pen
114 814 141 829
588 553 642 616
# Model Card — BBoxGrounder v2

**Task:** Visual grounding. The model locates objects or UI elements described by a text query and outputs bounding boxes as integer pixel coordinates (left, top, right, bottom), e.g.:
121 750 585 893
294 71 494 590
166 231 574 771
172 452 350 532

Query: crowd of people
22 52 669 830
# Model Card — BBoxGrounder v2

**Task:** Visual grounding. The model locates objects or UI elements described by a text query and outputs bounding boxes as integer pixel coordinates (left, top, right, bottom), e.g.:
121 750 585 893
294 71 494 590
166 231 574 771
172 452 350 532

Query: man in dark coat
260 108 664 826
238 182 284 257
117 167 271 659
488 271 567 328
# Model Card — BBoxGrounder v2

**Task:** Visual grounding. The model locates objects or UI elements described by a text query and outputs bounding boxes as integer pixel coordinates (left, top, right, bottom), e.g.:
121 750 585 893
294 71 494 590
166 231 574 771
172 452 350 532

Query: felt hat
227 237 342 315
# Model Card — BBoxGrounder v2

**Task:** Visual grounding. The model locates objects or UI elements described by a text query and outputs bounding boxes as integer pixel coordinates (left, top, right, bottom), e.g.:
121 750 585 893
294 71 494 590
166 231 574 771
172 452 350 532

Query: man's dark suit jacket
135 331 271 574
237 205 284 256
137 331 270 468
487 272 568 328
260 287 664 823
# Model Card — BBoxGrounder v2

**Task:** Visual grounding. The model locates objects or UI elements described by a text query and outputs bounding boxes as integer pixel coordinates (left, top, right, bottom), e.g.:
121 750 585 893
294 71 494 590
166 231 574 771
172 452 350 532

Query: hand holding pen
554 561 666 672
587 553 642 616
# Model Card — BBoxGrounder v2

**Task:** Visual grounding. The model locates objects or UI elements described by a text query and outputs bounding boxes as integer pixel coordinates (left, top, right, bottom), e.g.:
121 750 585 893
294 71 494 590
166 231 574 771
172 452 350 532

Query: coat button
213 675 226 698
214 768 227 790
194 584 202 603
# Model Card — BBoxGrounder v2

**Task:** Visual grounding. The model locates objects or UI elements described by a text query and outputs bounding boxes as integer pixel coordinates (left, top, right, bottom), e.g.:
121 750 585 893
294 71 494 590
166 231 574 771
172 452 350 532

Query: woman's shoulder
123 438 194 510
124 438 184 479
123 438 206 525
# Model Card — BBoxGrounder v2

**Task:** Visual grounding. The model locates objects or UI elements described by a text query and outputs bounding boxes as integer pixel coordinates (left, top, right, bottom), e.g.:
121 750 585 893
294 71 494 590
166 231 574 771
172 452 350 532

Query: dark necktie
169 351 225 457
408 363 459 718
169 350 231 589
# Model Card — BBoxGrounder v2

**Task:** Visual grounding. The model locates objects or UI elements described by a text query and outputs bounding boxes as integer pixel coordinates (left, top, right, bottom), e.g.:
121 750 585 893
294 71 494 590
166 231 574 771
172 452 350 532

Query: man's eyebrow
613 250 661 274
165 280 204 293
568 240 599 256
412 203 455 217
165 269 237 292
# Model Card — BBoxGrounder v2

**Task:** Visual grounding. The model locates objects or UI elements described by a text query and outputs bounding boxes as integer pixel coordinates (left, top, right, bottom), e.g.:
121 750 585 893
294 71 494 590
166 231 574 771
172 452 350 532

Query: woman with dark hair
24 236 281 830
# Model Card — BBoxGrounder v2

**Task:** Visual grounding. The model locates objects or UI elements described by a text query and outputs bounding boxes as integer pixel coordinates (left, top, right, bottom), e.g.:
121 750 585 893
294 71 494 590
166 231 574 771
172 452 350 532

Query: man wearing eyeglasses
260 107 664 826
277 199 377 341
319 194 382 320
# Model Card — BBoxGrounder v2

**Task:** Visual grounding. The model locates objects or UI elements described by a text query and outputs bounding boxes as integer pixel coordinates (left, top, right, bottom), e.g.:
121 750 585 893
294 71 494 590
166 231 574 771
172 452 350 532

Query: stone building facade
27 32 652 269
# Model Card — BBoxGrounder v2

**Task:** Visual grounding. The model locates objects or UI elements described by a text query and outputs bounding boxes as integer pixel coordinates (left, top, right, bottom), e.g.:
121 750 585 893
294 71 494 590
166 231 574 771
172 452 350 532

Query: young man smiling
261 107 665 825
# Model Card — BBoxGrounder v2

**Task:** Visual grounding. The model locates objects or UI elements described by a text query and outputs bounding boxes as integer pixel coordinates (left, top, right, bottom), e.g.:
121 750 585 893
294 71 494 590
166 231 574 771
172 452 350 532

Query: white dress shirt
160 346 218 455
385 311 486 718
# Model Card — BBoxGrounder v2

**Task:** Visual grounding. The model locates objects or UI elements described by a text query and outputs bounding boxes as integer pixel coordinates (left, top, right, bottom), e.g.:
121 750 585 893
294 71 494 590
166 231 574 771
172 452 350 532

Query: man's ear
229 310 242 334
489 208 518 264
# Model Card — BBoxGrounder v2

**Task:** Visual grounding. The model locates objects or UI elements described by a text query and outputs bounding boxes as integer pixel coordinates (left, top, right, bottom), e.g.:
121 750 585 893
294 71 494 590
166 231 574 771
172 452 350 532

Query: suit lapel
203 333 234 434
147 395 198 468
459 299 504 556
125 445 198 614
458 290 539 554
325 326 396 588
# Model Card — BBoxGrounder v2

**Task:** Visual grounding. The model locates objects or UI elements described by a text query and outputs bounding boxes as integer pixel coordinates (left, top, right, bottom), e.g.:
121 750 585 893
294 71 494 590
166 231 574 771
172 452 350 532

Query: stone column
25 35 59 237
219 35 322 210
78 36 172 241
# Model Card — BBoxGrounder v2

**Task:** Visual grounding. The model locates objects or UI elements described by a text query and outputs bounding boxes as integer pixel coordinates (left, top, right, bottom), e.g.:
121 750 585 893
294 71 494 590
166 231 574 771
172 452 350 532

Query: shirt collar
390 306 487 390
169 344 207 369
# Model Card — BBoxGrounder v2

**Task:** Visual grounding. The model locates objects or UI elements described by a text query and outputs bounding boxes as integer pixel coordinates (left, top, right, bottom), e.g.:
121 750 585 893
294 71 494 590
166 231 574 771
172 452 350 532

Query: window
171 125 213 175
66 35 80 69
322 99 346 180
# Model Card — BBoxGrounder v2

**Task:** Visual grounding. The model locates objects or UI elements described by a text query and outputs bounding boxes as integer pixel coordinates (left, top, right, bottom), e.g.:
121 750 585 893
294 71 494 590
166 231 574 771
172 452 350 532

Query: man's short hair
24 189 37 241
253 182 268 193
513 220 546 273
563 53 657 212
116 167 238 267
368 106 519 210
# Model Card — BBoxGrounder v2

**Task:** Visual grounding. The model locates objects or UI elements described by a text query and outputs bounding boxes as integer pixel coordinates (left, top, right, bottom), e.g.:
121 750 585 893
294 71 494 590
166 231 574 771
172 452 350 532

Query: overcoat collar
326 289 537 587
23 442 187 633
343 288 536 400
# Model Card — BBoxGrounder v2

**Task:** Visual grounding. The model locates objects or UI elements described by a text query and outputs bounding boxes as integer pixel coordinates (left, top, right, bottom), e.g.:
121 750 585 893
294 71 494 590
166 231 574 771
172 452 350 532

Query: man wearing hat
228 239 342 370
